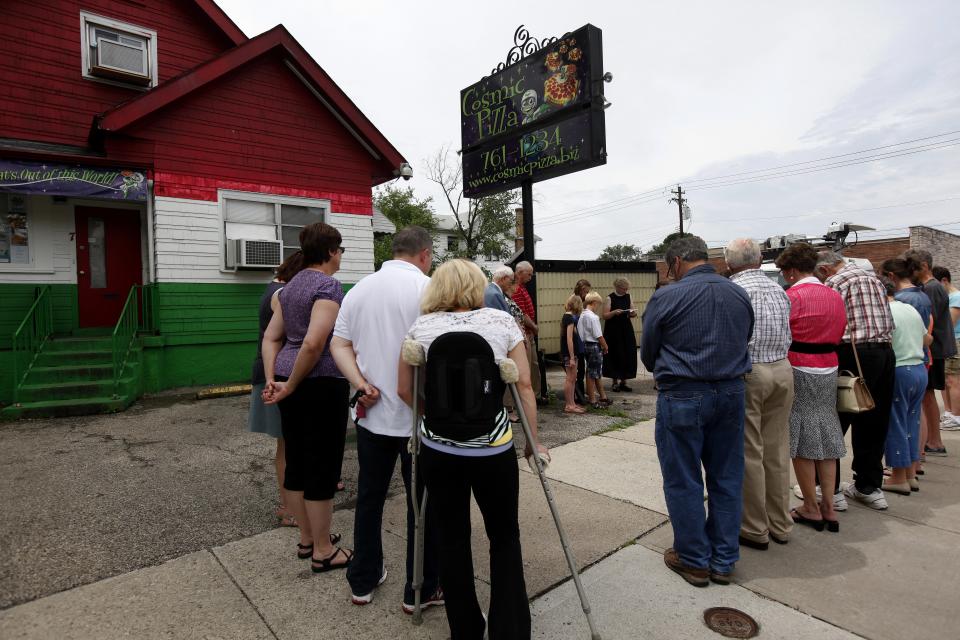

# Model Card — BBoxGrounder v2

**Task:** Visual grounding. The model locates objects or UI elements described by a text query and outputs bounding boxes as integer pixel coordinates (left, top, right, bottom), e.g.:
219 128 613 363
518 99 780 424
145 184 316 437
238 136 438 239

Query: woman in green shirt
882 278 928 495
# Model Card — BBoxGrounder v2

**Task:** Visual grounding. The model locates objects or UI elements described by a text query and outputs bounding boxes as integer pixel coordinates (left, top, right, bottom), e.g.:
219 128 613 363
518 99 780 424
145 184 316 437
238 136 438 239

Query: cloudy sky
219 0 960 259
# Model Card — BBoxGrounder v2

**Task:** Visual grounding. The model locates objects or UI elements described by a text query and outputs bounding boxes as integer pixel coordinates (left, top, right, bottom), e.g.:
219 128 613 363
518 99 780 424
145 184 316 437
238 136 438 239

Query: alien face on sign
521 89 539 116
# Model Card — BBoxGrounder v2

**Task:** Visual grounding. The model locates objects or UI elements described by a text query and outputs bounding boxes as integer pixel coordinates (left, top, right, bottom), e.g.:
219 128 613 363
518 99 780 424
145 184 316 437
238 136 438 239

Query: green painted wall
0 283 78 404
144 281 353 391
1 280 355 405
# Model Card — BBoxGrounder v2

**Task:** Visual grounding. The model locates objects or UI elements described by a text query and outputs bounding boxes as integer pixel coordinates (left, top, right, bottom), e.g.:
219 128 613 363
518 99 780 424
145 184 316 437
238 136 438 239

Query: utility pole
669 185 687 235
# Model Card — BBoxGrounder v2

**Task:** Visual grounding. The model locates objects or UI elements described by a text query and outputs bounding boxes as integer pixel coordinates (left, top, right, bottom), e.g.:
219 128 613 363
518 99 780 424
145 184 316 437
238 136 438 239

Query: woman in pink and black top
775 243 848 533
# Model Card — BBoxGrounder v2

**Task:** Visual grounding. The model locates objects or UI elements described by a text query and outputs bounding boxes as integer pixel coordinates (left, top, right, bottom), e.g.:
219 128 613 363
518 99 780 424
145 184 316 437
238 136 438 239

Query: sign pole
521 179 536 309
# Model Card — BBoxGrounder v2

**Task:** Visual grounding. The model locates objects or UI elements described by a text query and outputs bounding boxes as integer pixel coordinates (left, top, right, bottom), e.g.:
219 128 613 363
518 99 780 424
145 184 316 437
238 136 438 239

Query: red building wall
0 0 236 148
108 53 379 213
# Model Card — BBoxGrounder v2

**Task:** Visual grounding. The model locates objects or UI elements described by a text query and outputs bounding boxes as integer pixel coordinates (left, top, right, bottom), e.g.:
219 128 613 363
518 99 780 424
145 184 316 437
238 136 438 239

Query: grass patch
594 417 636 434
589 407 628 418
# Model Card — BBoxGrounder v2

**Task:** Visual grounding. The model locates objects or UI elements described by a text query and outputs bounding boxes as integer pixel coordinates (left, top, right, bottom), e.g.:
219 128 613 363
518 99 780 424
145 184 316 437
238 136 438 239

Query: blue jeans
346 426 440 602
886 364 926 467
655 378 746 574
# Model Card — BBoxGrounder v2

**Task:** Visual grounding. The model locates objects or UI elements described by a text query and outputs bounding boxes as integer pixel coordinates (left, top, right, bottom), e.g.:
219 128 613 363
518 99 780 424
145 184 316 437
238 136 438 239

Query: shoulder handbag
836 337 876 413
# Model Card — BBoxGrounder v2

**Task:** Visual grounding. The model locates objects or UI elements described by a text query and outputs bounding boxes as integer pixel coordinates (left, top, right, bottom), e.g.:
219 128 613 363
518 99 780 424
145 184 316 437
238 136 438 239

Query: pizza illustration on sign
544 64 579 107
542 37 583 108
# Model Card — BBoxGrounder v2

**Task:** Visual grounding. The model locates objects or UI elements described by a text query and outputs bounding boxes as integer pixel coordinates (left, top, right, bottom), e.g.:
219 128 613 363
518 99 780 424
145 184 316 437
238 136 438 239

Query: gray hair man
904 249 955 457
816 249 895 510
725 238 794 549
484 265 514 313
642 235 754 586
330 226 442 610
512 261 544 400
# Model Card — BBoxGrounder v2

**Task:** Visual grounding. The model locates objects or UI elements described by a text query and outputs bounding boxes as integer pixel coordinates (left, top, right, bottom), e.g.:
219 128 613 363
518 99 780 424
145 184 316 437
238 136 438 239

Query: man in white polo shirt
330 226 442 611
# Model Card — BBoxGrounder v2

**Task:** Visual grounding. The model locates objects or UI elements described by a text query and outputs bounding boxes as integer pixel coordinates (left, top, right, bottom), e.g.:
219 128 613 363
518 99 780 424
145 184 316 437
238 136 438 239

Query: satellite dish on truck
759 221 876 286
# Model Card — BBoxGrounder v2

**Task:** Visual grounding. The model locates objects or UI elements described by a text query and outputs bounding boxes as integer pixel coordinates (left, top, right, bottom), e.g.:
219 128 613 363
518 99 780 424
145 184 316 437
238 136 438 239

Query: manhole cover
703 607 759 638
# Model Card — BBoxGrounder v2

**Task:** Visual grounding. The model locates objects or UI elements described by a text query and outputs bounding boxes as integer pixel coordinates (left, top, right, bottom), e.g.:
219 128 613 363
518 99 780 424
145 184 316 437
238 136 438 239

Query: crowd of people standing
246 223 554 638
642 234 956 587
242 219 955 624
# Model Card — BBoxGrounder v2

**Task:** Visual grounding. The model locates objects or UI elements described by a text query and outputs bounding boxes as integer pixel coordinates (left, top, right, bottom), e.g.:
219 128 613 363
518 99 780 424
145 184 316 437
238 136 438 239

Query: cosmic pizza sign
460 24 606 197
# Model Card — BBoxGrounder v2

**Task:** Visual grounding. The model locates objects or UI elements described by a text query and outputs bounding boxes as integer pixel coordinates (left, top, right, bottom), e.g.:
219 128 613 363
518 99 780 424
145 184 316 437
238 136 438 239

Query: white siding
328 211 375 284
371 207 396 234
154 195 375 285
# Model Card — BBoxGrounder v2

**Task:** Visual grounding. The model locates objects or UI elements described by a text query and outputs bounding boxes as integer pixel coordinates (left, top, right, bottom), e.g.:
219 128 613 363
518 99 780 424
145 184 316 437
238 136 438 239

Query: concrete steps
2 334 141 420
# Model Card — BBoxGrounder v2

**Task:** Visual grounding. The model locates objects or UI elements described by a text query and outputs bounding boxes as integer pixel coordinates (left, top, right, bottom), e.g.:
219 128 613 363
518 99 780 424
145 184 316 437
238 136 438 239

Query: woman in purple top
262 222 352 573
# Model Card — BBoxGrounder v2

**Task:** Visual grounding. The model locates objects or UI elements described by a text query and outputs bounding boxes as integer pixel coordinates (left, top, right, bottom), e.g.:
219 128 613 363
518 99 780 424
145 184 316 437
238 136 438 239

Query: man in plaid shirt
513 261 543 400
818 250 895 511
727 239 795 549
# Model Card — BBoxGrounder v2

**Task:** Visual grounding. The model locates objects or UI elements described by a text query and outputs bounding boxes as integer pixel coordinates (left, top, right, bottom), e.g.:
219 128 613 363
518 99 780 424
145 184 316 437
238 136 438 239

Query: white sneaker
351 565 388 605
941 414 960 431
832 492 848 512
843 483 888 510
792 484 846 511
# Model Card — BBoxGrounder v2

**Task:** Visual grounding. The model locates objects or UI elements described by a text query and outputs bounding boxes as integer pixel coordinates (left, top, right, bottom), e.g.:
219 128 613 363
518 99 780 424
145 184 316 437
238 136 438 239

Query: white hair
492 265 514 282
724 238 762 270
515 261 533 273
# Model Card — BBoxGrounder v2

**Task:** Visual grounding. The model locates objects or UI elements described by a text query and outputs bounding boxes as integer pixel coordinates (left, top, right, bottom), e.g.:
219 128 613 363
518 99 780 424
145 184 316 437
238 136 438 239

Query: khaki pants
526 336 541 397
741 358 795 543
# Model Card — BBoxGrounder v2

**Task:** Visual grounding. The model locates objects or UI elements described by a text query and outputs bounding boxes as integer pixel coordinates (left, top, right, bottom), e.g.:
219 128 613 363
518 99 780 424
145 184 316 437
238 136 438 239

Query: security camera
398 163 414 180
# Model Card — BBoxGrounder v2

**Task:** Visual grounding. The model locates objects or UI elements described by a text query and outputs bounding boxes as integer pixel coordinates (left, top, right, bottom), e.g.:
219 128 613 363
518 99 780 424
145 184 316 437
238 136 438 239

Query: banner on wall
0 160 147 201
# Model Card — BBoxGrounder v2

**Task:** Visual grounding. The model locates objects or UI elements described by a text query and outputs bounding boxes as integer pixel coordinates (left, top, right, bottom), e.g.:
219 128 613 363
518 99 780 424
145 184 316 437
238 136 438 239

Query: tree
425 145 518 263
648 232 692 257
372 184 437 269
598 243 642 261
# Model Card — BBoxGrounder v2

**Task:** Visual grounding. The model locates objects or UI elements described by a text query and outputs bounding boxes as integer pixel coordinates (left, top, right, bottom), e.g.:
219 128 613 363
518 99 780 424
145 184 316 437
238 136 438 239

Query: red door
75 207 142 328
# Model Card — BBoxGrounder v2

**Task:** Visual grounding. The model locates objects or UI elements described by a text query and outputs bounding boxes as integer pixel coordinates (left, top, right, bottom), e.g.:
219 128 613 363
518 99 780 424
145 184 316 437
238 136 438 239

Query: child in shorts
561 294 585 414
579 291 611 408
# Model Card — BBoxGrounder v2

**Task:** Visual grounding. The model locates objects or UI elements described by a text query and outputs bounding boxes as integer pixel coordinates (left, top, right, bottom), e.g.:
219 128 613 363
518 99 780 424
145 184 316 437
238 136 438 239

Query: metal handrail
111 285 141 396
11 286 53 404
139 282 159 334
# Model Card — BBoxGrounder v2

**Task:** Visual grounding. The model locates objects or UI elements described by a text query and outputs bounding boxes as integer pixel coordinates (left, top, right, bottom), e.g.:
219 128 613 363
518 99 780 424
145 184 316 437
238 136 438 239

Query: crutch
501 358 602 640
402 339 429 625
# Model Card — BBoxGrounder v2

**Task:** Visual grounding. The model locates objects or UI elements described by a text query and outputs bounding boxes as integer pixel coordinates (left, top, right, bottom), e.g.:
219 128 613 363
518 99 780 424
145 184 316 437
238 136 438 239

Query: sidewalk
1 417 957 639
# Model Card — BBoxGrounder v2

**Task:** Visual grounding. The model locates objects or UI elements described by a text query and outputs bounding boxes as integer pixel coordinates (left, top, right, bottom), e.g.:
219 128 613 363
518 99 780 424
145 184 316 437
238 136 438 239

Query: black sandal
791 508 825 532
824 519 840 533
311 546 353 573
297 533 342 559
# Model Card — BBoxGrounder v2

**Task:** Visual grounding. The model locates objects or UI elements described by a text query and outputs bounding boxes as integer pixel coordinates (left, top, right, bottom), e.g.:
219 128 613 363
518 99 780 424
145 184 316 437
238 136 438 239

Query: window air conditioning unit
226 239 282 269
91 27 151 84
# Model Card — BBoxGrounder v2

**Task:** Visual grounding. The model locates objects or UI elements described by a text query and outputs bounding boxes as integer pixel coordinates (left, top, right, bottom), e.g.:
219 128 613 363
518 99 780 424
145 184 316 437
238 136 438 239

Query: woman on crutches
399 259 549 640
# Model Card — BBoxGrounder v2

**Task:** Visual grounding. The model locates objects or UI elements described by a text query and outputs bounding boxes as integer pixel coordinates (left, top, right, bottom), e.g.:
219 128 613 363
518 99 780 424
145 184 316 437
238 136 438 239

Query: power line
684 139 960 191
536 193 667 228
708 195 960 223
677 130 960 187
532 129 960 225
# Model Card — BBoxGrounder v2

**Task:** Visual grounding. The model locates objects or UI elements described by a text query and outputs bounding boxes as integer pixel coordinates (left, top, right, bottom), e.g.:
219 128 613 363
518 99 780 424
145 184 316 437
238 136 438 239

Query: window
221 192 328 269
80 12 158 88
447 235 458 252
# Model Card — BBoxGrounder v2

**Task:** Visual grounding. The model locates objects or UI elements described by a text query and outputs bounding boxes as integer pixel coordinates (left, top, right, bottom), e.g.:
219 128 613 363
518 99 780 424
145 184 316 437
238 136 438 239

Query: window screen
225 200 275 224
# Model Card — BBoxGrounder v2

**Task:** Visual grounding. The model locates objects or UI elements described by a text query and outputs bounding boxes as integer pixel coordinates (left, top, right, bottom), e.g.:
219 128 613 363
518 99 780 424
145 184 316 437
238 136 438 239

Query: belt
840 341 891 350
790 341 836 354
